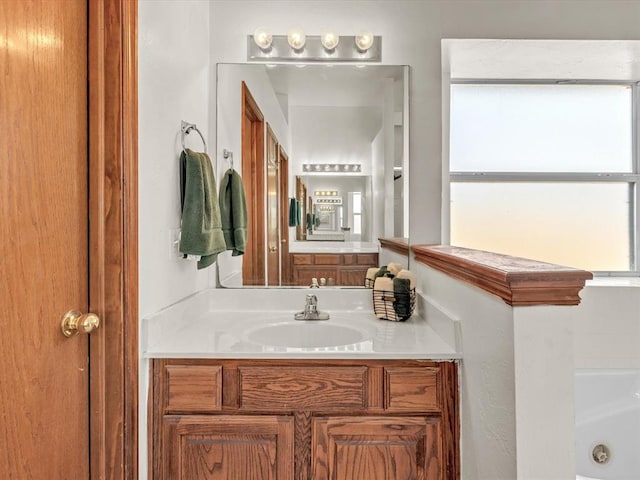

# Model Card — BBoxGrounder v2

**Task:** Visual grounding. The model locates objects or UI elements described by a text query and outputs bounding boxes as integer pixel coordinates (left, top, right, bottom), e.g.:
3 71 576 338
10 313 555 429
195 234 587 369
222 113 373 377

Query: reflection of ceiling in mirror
265 65 405 107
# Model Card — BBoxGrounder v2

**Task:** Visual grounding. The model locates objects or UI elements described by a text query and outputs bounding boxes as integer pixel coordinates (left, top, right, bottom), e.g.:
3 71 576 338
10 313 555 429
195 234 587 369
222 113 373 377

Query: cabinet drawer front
239 366 367 411
356 253 378 265
314 254 340 265
165 365 222 413
293 254 312 265
384 367 441 412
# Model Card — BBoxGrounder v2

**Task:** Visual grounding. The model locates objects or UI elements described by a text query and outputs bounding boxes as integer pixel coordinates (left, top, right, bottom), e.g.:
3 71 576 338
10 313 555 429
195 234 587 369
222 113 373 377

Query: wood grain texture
266 123 280 286
294 411 313 480
279 147 291 285
412 244 592 306
153 359 458 480
242 82 265 285
385 367 441 413
379 237 410 257
166 365 222 413
89 0 139 478
290 253 378 286
311 416 442 480
163 416 294 480
0 1 88 477
238 366 367 411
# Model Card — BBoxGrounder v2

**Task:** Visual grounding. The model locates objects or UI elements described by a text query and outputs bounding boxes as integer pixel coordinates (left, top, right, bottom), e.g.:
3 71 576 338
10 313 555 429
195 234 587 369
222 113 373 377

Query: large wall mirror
216 64 409 287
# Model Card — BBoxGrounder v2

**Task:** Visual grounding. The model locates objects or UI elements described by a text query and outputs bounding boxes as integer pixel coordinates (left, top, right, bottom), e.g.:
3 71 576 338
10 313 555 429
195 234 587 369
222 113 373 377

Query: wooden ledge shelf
412 245 593 306
379 237 410 256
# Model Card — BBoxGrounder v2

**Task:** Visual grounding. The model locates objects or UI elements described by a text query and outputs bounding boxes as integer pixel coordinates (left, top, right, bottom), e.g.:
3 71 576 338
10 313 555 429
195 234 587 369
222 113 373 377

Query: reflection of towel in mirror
296 200 302 226
288 198 297 227
179 149 227 269
218 168 248 256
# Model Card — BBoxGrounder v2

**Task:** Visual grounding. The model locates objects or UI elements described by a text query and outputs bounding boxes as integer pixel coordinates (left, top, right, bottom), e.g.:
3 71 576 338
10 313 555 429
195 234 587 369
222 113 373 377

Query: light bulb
355 31 374 51
287 27 306 50
320 30 340 51
253 27 272 50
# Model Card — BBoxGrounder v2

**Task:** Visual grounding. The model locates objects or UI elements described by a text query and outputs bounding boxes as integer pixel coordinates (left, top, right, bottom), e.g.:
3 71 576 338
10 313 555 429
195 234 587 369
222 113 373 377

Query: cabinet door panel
312 416 442 480
163 415 294 480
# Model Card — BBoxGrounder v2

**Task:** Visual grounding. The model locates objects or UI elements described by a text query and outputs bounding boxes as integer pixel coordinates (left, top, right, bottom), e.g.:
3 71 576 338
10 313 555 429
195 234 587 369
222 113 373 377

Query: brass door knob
61 310 100 337
269 245 277 252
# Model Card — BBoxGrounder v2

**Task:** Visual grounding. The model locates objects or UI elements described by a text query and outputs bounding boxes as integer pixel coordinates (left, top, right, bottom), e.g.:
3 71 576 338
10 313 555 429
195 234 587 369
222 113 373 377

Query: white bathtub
575 369 640 480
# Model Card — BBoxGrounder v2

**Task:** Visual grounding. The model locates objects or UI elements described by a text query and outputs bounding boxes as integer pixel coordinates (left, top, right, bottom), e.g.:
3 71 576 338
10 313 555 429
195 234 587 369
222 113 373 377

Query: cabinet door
312 416 442 480
162 415 294 480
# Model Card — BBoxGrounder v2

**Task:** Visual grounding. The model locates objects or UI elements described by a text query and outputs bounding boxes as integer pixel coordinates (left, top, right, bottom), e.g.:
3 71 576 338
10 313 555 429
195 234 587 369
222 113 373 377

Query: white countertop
142 288 459 360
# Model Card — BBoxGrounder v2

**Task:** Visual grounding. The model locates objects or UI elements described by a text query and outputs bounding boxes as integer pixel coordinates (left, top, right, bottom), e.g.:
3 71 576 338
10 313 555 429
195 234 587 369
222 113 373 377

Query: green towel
288 198 297 227
392 277 412 319
218 168 248 256
179 149 226 269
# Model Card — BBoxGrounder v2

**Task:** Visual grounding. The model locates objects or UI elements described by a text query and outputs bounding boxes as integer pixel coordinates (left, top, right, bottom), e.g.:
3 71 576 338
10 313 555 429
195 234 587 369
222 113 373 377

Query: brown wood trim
412 245 592 306
378 237 410 257
89 0 138 478
241 81 265 285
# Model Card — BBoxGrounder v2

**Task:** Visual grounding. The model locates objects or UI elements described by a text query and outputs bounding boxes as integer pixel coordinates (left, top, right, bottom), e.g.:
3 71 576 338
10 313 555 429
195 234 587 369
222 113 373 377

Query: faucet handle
310 278 319 288
306 294 317 306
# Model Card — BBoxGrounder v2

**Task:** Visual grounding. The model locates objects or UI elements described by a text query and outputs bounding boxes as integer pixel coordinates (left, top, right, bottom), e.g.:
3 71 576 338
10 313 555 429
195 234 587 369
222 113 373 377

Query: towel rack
181 120 207 153
223 149 234 170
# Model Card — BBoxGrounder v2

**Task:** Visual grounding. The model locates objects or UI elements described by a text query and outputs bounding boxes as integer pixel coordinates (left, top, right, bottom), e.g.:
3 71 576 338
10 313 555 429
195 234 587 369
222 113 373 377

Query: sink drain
592 444 610 465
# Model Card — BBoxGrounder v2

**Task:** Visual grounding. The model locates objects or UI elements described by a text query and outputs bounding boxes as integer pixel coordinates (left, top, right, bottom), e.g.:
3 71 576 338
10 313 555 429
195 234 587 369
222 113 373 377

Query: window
352 192 362 235
449 83 638 273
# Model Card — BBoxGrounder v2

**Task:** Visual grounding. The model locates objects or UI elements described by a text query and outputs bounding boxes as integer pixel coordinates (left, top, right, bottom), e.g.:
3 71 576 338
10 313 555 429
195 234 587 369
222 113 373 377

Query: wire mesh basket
365 277 375 288
372 288 416 322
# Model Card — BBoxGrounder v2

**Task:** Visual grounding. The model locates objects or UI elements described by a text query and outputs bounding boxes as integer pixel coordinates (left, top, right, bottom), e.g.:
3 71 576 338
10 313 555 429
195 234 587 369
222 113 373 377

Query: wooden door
312 416 443 480
241 82 265 285
162 415 294 480
266 124 280 286
0 1 90 477
278 147 291 285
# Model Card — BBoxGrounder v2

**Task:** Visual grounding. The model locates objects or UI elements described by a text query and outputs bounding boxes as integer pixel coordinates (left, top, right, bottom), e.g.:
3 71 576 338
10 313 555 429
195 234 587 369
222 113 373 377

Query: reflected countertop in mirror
216 63 409 287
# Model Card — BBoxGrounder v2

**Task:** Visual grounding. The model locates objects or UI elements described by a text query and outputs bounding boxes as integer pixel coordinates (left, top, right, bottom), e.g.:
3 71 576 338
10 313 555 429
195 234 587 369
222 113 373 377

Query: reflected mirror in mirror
216 64 409 287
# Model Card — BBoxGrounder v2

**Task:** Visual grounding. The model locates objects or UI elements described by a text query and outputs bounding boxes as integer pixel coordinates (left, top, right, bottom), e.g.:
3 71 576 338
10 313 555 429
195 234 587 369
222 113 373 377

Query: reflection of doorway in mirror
266 124 280 286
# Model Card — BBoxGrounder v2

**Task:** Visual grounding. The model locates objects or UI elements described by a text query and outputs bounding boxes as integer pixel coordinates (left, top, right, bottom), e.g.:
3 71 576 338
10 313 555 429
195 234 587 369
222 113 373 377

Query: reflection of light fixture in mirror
287 27 306 51
316 198 342 204
303 163 362 173
320 30 339 51
253 27 272 50
355 31 374 52
314 191 338 196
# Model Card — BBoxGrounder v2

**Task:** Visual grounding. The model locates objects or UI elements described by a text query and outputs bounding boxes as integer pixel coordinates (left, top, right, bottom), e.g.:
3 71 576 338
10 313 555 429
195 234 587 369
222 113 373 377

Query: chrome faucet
294 294 330 321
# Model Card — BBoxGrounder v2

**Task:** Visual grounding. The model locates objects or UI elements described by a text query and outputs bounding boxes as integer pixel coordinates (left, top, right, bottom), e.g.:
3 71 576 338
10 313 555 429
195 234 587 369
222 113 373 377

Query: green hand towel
179 149 227 269
392 277 412 319
288 198 297 227
218 168 248 256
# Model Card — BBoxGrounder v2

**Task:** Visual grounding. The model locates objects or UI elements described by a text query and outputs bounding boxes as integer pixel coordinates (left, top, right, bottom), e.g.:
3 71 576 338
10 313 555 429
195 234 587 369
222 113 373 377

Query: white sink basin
247 321 370 348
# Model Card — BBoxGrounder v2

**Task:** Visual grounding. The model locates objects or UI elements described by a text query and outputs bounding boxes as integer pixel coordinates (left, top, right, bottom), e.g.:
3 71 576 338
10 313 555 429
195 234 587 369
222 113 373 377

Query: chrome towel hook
223 148 234 170
181 120 207 153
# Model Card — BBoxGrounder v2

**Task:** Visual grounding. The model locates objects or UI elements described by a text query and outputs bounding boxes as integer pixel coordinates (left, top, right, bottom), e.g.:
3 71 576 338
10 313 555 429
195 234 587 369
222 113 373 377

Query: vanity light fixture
247 32 381 62
253 27 272 50
287 27 306 51
303 163 362 173
320 30 340 51
355 31 375 52
314 191 338 197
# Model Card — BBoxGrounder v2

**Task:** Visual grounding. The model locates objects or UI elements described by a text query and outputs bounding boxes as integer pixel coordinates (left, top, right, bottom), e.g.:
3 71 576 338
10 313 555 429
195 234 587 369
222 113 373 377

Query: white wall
138 2 212 478
138 0 212 319
416 262 517 480
208 0 640 247
290 106 380 175
571 280 640 369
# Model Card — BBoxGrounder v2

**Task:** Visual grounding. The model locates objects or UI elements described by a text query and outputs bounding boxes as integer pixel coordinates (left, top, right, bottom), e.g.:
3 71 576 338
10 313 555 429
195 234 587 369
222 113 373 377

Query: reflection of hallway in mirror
266 124 280 286
241 82 265 285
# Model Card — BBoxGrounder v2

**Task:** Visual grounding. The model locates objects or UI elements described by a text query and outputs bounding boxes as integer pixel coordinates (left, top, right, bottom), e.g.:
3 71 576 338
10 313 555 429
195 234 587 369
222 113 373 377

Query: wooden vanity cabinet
290 253 379 286
152 359 459 480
